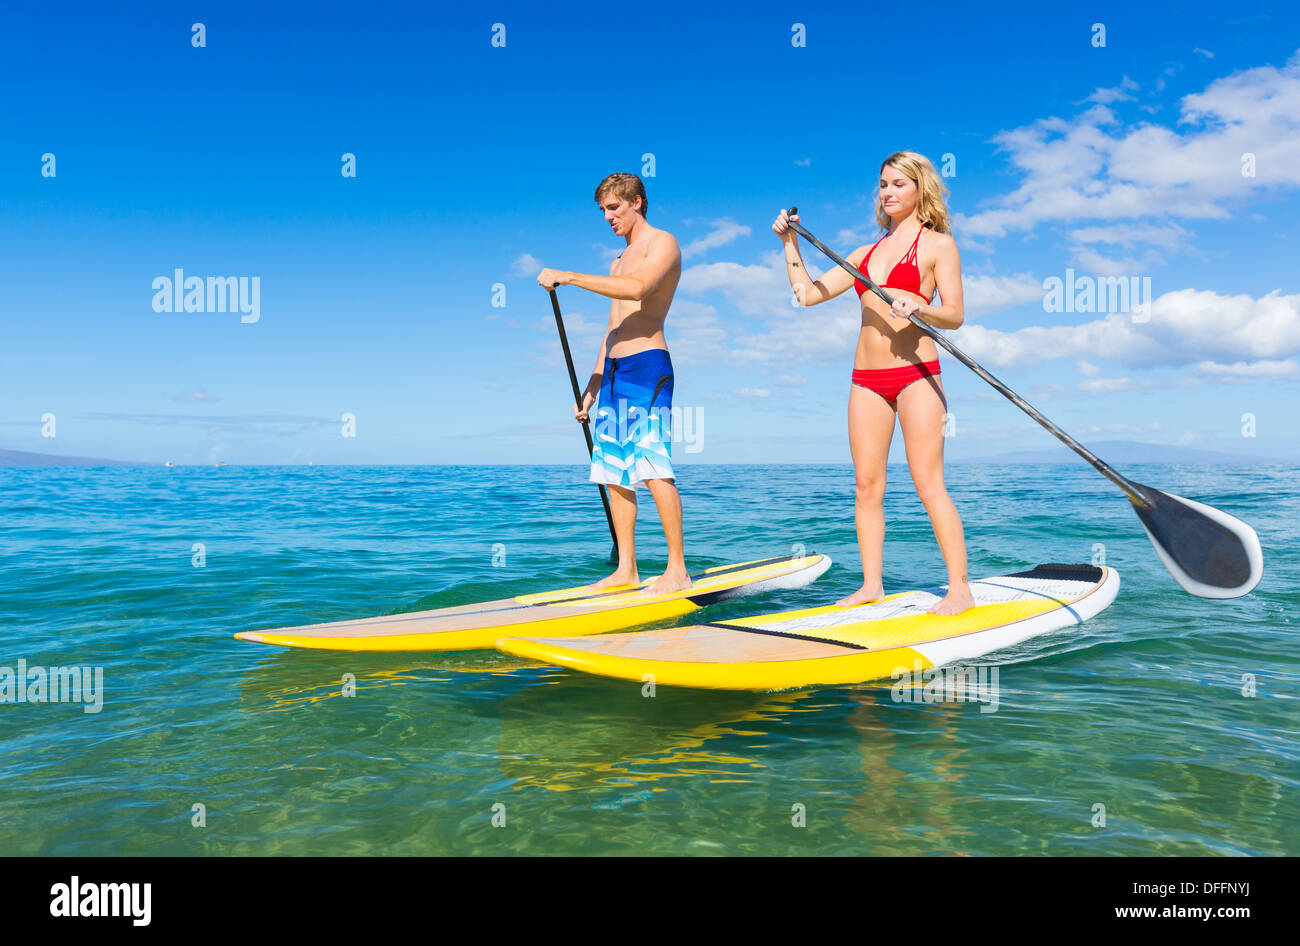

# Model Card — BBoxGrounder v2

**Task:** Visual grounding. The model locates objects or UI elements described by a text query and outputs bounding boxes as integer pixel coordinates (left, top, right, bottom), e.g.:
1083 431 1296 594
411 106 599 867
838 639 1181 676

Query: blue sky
3 0 1299 465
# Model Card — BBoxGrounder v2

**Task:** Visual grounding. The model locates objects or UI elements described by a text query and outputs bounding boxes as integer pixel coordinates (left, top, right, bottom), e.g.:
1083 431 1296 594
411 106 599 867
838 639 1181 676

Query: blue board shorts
589 348 674 487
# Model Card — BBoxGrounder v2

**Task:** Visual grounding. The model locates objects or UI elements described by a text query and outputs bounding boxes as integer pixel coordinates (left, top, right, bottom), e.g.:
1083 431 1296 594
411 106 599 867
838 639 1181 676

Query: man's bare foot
836 582 885 608
642 568 691 596
589 568 638 591
927 582 975 615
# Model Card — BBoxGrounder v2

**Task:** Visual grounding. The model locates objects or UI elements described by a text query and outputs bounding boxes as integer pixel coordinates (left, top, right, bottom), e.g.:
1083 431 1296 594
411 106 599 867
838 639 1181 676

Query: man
538 172 689 595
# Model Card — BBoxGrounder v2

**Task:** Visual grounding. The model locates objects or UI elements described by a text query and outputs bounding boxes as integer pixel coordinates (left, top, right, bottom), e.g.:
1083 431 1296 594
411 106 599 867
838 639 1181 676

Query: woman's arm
913 232 964 330
773 210 861 306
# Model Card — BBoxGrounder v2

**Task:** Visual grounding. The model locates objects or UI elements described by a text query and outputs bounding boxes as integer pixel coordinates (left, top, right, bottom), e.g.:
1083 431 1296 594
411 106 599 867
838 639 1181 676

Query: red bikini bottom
851 360 941 405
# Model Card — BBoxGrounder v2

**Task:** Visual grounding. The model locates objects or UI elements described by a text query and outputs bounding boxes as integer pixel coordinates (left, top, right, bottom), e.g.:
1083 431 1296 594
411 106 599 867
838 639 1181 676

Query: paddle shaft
784 209 1151 508
549 289 621 556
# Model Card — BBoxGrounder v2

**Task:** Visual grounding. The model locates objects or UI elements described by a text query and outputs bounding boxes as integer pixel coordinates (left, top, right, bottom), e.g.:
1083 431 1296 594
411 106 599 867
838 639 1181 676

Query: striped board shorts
589 348 675 487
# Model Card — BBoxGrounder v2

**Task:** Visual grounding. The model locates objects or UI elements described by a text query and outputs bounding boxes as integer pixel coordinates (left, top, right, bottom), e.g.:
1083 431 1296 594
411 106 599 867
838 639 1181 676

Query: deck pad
498 564 1119 690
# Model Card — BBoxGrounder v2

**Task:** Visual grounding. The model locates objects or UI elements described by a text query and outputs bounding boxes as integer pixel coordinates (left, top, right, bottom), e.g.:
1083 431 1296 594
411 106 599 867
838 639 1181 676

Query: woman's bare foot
927 582 975 615
836 582 885 608
589 568 638 591
642 568 692 596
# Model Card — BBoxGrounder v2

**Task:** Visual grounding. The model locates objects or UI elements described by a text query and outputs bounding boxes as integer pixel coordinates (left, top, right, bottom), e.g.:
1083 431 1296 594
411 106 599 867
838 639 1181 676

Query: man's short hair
594 172 648 218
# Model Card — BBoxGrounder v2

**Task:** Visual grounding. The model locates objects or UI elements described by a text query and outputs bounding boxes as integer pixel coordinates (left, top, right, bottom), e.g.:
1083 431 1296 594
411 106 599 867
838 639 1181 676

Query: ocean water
0 463 1294 856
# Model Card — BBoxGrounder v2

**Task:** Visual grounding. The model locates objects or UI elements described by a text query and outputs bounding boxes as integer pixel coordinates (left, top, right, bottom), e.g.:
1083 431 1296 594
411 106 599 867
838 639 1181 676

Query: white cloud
528 308 606 372
834 225 879 249
951 289 1300 369
1078 376 1138 392
1067 222 1192 248
674 254 1293 371
681 218 752 259
1070 247 1167 277
960 51 1300 243
1195 358 1299 377
1084 76 1140 105
680 251 862 364
1056 222 1193 274
532 308 604 342
511 253 542 277
174 388 217 403
729 301 860 364
1074 421 1164 435
666 300 730 364
677 241 1046 364
961 273 1045 315
680 252 799 317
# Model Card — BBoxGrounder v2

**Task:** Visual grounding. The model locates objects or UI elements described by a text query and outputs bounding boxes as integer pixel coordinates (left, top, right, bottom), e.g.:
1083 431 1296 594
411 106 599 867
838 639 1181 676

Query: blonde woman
773 152 974 614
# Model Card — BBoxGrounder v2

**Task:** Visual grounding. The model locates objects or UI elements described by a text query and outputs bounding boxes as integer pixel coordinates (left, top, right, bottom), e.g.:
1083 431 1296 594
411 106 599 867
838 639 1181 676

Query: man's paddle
549 289 620 563
784 208 1263 598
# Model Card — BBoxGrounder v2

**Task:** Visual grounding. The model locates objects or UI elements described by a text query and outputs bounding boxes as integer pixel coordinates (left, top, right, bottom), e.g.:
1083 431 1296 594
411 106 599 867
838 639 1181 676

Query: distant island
0 448 147 467
952 439 1296 465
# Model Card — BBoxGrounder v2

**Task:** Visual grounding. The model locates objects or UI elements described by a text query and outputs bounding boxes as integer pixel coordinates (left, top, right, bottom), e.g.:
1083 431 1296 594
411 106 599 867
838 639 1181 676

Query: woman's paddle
784 209 1263 598
549 288 620 563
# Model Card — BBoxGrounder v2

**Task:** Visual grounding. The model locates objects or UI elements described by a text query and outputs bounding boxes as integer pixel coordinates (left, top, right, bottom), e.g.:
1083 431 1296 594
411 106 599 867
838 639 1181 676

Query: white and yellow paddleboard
233 552 831 652
498 564 1119 690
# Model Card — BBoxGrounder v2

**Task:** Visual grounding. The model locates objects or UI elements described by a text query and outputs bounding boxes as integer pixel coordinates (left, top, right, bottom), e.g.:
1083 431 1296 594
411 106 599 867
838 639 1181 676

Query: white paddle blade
1130 487 1263 598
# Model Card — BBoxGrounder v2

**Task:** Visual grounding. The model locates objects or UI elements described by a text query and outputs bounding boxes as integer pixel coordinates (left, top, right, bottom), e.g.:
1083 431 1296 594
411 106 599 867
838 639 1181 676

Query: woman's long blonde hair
875 151 952 234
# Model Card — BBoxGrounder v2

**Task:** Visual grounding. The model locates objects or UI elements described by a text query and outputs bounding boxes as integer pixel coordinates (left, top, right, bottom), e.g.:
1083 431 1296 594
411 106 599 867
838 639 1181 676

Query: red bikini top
855 226 928 299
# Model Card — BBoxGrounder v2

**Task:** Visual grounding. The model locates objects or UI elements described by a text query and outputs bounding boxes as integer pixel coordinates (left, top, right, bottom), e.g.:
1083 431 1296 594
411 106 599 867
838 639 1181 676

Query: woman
773 151 974 614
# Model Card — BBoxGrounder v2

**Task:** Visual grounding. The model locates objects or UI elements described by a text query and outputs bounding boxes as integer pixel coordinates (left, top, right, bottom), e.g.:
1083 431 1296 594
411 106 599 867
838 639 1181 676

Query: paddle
548 289 620 563
783 208 1263 598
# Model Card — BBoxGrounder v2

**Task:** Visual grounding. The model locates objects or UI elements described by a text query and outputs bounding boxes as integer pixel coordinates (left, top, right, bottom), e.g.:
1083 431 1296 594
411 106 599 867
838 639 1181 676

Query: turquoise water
0 463 1295 855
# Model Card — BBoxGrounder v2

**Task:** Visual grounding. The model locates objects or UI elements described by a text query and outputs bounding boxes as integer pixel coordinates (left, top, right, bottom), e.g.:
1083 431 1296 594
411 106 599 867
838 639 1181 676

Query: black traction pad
1006 563 1103 583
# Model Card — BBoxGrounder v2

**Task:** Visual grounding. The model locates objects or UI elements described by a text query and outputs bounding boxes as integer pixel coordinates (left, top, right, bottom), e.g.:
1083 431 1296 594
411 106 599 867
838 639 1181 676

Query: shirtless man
537 172 689 595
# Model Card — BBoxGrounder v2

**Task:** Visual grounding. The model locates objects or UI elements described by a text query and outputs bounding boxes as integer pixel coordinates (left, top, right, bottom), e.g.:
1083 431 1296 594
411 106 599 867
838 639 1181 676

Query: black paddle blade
1128 483 1262 598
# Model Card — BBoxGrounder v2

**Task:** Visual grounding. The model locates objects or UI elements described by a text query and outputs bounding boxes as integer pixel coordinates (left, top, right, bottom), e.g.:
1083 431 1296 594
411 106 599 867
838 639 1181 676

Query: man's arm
542 233 681 301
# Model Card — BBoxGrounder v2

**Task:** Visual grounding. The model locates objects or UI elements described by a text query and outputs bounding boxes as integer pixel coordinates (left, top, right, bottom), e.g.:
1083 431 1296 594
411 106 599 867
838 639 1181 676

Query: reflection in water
495 676 816 792
236 649 539 712
843 683 973 855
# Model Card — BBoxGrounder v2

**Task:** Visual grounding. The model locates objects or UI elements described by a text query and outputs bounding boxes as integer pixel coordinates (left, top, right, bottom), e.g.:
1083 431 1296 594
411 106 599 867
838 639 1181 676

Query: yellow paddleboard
498 564 1119 690
234 552 831 652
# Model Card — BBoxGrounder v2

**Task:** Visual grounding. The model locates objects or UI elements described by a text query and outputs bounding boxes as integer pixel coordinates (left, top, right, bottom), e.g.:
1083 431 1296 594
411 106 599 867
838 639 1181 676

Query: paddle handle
549 289 621 556
784 208 1150 507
